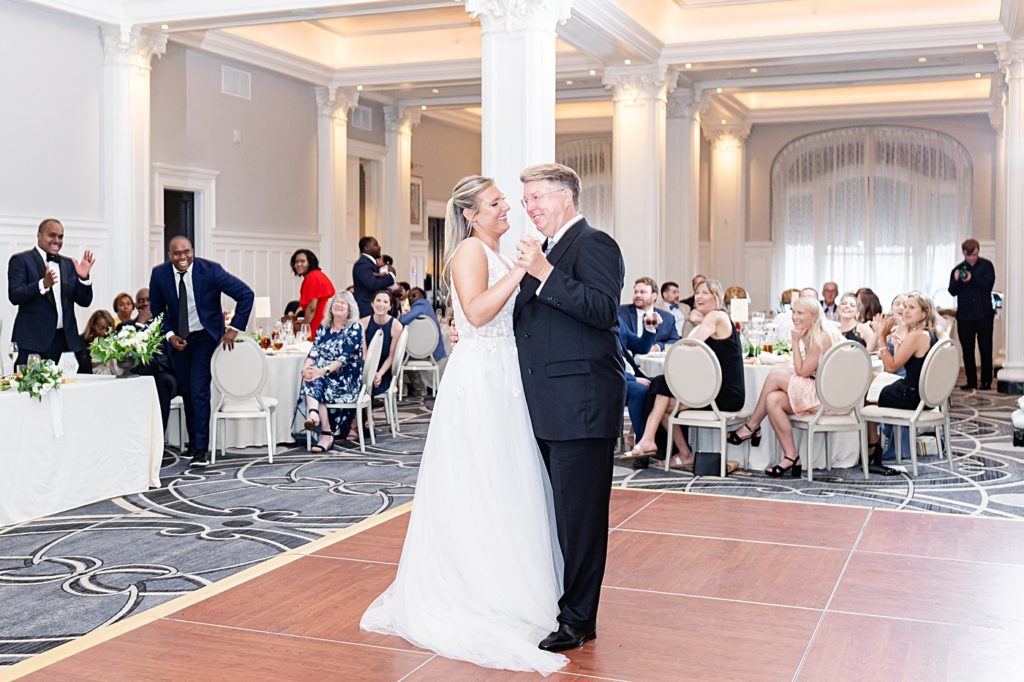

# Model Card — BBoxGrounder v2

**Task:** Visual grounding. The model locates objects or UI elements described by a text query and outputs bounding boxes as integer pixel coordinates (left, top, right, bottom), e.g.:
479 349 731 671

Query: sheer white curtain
557 137 613 231
771 126 971 307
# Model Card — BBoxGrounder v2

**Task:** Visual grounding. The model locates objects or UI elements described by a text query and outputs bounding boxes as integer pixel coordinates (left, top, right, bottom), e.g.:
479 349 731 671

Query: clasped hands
514 236 552 281
302 362 334 383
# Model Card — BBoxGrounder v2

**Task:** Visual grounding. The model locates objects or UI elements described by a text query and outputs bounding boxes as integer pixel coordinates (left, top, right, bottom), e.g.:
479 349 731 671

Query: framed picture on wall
410 175 424 234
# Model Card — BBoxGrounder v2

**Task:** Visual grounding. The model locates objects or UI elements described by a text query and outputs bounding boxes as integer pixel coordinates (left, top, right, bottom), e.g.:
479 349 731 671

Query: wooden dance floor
9 489 1024 681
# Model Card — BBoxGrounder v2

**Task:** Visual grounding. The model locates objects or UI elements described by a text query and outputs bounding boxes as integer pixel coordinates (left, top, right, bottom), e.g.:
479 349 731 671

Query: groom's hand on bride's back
448 316 459 346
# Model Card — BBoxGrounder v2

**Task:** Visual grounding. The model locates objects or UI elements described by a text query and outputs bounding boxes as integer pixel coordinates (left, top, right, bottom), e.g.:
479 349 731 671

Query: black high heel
765 455 802 478
727 422 762 447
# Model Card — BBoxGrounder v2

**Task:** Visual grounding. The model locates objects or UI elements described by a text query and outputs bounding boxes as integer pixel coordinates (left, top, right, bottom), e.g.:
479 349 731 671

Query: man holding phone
949 238 996 390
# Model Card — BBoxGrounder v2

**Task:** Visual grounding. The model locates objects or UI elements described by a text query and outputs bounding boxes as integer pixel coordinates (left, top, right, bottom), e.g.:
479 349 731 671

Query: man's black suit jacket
7 249 93 353
513 219 626 441
352 255 394 318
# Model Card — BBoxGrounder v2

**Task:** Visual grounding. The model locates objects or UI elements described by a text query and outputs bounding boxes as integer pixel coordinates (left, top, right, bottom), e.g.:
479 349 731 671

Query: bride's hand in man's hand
516 237 552 280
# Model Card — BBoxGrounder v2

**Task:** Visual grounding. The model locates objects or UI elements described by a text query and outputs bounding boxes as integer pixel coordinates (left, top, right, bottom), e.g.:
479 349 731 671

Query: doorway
163 189 195 258
428 215 445 314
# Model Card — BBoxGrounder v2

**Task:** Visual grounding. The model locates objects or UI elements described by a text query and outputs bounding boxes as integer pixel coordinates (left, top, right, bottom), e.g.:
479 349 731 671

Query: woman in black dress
621 278 745 470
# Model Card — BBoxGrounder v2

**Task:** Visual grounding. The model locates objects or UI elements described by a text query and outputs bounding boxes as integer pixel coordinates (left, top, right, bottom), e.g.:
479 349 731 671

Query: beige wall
411 119 481 204
745 114 997 242
151 43 318 236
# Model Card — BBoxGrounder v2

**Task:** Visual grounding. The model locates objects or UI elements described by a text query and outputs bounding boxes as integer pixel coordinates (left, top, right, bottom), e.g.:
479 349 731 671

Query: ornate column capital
603 64 673 103
466 0 572 33
316 86 359 121
384 105 422 133
998 41 1024 80
704 123 751 148
667 86 707 120
101 25 166 71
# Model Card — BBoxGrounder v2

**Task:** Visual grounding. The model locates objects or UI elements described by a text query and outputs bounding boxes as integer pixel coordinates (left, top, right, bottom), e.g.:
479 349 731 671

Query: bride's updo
442 174 494 299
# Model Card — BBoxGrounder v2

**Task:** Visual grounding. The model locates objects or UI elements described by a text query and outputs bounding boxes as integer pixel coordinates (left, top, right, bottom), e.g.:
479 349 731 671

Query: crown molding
420 108 481 133
661 22 1010 65
560 0 662 65
744 98 998 124
697 64 1002 93
18 0 123 24
170 30 333 84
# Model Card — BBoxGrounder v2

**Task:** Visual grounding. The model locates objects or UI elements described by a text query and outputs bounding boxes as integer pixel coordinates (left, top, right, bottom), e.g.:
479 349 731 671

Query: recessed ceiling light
716 87 723 94
565 80 574 85
720 119 726 125
917 57 927 63
589 69 597 76
160 24 168 30
356 85 363 91
624 59 632 65
977 43 985 50
421 105 427 111
684 63 692 70
431 88 440 94
749 67 759 73
975 72 982 78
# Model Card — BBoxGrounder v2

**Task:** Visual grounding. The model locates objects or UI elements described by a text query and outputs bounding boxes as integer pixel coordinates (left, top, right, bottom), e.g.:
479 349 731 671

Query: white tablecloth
209 352 305 448
0 375 163 527
635 354 867 471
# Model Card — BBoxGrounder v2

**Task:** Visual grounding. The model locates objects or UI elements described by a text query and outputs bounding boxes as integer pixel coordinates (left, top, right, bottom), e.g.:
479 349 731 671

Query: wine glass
7 342 17 373
300 323 311 342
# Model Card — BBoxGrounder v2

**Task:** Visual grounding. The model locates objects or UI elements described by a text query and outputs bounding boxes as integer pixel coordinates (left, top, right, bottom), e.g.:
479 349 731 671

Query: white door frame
152 163 218 265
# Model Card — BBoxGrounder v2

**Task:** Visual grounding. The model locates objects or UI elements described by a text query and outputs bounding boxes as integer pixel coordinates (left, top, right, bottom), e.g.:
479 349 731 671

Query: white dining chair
663 338 751 477
209 335 277 464
168 395 187 455
381 327 409 437
397 317 441 399
788 340 872 481
861 339 959 477
311 330 384 453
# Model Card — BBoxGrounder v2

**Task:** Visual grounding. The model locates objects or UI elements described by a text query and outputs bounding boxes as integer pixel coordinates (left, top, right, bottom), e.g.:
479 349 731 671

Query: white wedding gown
360 239 567 675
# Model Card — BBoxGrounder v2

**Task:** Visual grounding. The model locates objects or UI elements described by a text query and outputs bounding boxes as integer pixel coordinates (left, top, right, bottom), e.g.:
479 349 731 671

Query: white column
705 123 750 291
101 25 166 289
997 42 1024 391
603 64 670 292
665 86 703 289
315 86 358 281
467 0 571 261
383 105 421 281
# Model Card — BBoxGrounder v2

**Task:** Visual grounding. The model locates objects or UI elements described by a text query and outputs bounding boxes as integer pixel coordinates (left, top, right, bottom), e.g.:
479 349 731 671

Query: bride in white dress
360 176 567 675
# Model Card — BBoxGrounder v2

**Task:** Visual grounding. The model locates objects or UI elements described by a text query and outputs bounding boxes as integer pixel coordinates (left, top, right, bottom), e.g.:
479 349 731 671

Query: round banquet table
635 353 865 472
209 350 306 448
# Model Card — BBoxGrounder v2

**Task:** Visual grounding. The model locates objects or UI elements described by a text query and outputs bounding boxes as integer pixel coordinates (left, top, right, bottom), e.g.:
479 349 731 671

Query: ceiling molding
661 22 1010 65
126 0 455 28
698 64 1003 93
19 0 123 24
559 0 662 65
420 108 480 133
170 30 334 84
744 98 998 124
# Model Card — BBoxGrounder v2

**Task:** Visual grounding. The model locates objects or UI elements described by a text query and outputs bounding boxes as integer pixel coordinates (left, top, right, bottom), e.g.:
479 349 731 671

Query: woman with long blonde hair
728 296 840 478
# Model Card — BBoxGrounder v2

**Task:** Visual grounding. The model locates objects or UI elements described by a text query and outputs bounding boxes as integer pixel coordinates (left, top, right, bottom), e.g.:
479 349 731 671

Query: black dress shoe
191 449 210 467
960 384 977 391
632 456 649 470
980 383 992 391
538 624 596 652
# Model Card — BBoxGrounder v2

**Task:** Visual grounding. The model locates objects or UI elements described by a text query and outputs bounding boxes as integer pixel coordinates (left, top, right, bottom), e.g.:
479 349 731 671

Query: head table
0 375 163 527
635 352 879 472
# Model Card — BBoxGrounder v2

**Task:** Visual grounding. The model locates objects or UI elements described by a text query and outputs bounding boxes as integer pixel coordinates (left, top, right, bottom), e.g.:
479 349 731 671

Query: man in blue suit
617 276 680 377
149 236 254 465
399 286 447 395
352 236 397 317
8 219 95 364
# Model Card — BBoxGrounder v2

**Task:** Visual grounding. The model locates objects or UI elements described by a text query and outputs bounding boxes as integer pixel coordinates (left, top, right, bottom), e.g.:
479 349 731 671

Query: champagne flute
7 342 17 374
300 323 311 342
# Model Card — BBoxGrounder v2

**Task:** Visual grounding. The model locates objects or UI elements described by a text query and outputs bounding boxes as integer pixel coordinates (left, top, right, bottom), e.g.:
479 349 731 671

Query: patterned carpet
1 390 1021 668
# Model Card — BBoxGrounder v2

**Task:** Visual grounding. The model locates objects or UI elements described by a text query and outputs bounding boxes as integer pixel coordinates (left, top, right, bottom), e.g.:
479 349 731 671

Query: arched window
771 126 971 306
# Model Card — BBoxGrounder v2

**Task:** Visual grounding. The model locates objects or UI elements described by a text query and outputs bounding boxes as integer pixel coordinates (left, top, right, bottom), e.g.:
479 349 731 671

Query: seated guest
723 285 748 307
837 292 877 351
866 292 938 461
77 310 115 374
857 289 883 323
282 299 303 327
618 276 679 376
361 289 404 398
134 287 153 326
112 291 135 329
775 287 823 337
680 274 706 310
822 281 840 321
291 249 336 335
399 286 447 394
301 291 364 451
660 280 687 336
729 296 840 478
623 278 745 469
779 287 801 312
619 315 658 452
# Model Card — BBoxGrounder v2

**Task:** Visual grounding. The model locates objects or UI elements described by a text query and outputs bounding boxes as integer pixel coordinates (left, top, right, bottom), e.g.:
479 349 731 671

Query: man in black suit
618 276 680 377
7 218 95 364
949 238 996 390
513 163 625 653
352 236 397 317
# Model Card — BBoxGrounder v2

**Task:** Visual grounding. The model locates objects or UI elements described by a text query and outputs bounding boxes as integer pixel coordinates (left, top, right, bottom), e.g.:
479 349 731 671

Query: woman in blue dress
301 291 364 452
360 289 404 397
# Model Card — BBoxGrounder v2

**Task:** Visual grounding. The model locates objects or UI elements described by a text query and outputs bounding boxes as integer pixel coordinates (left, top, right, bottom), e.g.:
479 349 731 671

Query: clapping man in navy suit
149 236 253 466
7 219 95 364
617 276 680 377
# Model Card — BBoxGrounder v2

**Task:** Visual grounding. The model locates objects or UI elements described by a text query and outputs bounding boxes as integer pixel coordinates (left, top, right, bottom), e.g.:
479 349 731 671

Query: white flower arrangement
90 315 165 365
9 359 63 401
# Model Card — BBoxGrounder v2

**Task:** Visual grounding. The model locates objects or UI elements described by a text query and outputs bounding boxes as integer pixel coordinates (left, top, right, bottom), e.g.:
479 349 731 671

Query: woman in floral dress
301 291 363 452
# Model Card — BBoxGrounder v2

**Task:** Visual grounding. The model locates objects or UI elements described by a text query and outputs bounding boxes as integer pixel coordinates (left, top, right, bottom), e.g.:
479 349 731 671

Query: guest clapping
361 290 404 396
291 249 335 335
837 293 876 351
301 291 364 452
624 279 745 469
729 296 840 478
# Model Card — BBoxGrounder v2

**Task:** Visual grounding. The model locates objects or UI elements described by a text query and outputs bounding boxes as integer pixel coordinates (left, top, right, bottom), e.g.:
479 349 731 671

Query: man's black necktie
177 271 189 336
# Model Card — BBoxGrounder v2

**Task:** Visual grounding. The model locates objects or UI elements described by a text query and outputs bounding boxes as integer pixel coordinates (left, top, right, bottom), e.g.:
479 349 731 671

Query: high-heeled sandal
310 434 335 453
765 455 802 478
727 421 762 447
303 411 321 432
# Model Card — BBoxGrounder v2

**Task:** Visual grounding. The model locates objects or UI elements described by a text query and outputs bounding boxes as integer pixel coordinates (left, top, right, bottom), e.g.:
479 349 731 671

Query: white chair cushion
403 359 437 369
672 409 746 423
791 413 861 427
218 396 279 413
861 405 943 422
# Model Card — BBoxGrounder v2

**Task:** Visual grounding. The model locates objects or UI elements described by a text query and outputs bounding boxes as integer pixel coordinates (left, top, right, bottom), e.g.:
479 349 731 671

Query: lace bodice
451 238 516 340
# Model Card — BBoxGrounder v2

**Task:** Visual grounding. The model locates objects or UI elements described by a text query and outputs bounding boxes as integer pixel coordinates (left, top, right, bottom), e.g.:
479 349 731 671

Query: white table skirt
209 352 305 448
0 375 163 527
635 354 864 471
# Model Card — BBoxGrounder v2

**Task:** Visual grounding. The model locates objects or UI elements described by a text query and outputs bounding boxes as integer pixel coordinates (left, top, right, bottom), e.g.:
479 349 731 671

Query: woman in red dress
291 249 336 338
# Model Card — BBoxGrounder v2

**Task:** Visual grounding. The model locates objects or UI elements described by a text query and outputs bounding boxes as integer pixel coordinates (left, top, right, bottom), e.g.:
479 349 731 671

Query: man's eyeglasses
520 187 567 209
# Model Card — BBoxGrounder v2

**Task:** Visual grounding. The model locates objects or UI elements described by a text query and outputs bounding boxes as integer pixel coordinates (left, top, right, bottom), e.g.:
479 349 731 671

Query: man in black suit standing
352 236 397 317
513 163 625 653
7 218 95 364
949 238 996 390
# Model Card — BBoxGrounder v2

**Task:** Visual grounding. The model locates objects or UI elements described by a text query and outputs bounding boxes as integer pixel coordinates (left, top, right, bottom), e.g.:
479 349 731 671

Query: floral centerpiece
772 338 793 357
8 358 63 400
90 314 165 375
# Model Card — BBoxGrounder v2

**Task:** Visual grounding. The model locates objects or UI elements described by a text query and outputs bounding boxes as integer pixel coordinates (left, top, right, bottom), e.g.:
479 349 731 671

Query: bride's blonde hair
441 175 494 304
